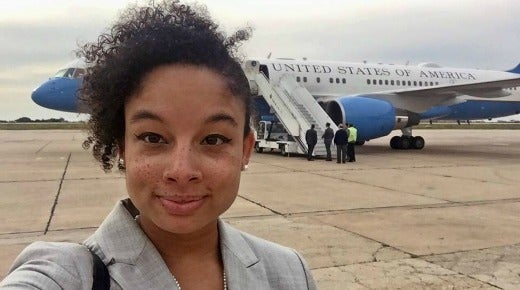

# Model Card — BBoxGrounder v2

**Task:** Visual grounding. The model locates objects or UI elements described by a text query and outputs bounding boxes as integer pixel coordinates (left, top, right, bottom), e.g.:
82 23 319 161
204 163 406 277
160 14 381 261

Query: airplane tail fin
507 63 520 74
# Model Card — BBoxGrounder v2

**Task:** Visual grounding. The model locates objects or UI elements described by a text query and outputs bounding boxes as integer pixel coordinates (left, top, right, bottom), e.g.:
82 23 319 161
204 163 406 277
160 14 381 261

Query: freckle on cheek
134 163 154 179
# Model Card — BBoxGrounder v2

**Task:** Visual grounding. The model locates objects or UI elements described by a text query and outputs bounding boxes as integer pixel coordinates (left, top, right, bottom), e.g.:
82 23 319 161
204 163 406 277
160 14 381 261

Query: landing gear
389 127 424 150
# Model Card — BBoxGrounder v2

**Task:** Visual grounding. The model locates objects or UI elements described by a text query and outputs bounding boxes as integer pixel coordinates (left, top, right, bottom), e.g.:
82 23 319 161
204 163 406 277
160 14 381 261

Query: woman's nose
162 144 202 184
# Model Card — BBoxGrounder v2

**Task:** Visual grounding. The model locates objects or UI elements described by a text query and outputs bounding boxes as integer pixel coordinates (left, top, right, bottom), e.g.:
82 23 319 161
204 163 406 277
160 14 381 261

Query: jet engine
327 96 404 141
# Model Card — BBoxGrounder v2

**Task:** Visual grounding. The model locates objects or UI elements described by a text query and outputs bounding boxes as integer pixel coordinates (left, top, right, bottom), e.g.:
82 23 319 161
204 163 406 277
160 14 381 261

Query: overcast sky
1 0 520 121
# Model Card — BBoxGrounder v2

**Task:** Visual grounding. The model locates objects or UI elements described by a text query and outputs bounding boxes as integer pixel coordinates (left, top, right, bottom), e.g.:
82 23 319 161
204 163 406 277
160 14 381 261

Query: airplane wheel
254 143 263 153
412 136 425 149
390 136 400 149
400 136 411 149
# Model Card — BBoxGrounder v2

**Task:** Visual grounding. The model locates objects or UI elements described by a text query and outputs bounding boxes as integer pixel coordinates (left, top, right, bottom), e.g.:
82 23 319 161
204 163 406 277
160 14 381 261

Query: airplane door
260 65 269 79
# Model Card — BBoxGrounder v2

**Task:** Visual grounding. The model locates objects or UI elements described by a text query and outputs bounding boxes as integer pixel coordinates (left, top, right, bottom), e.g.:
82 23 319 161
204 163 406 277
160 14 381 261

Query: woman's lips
158 195 207 215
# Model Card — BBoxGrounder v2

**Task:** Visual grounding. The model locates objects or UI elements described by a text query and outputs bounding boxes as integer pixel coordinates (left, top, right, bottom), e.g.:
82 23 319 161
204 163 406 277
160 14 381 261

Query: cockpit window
54 68 79 79
54 69 67 78
73 68 85 78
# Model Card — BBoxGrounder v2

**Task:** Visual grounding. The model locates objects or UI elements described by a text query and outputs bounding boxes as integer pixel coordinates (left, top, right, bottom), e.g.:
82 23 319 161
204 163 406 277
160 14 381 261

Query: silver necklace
172 271 227 290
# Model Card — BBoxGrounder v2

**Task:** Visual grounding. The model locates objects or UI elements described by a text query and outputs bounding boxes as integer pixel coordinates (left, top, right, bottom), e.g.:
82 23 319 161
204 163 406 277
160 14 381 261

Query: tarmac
1 129 520 289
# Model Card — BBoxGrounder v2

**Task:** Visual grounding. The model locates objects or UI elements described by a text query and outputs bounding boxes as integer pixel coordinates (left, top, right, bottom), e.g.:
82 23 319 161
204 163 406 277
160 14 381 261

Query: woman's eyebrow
205 113 238 127
129 110 164 124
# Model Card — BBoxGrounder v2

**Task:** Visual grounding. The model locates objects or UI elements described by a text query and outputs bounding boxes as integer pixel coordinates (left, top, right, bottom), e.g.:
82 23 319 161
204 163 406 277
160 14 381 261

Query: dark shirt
305 128 318 145
333 129 348 145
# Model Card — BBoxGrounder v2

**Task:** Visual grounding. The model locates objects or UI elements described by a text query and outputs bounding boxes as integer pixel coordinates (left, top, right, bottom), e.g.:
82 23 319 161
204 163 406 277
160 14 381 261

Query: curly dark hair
78 0 252 172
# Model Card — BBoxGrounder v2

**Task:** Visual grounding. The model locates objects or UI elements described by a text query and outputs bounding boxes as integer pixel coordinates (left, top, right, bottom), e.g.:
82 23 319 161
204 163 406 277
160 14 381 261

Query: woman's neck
137 217 225 288
137 216 221 263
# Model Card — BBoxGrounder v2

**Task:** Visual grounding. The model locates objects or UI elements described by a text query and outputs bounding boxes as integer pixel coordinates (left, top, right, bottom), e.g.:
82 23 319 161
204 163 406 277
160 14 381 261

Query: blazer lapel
84 199 179 289
219 220 271 290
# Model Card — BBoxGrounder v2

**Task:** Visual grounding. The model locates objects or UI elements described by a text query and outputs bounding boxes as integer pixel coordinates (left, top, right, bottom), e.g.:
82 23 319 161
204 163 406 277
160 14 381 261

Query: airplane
31 59 88 114
31 58 520 150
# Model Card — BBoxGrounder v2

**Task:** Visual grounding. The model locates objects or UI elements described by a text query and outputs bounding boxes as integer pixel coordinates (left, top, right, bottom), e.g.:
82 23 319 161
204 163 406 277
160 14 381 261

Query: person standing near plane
321 122 334 161
305 124 318 161
334 124 348 163
347 123 358 162
1 1 316 289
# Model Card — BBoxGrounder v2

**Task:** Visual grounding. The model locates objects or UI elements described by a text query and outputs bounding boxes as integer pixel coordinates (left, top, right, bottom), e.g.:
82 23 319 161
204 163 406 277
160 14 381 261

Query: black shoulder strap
89 249 111 290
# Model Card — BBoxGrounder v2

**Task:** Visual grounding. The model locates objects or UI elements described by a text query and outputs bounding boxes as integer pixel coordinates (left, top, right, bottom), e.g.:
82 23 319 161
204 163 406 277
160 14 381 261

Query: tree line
0 117 71 123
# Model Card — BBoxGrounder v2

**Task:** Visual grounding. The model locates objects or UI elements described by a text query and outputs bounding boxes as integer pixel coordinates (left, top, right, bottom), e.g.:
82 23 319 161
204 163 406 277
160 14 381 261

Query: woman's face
122 64 254 235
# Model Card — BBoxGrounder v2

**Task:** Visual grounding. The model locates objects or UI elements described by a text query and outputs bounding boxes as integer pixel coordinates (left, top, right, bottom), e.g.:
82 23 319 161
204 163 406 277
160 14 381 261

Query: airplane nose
31 80 56 107
30 78 81 113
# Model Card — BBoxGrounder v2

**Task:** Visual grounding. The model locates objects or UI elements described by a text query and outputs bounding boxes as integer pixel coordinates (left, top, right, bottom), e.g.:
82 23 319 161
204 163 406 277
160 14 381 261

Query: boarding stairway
244 61 338 157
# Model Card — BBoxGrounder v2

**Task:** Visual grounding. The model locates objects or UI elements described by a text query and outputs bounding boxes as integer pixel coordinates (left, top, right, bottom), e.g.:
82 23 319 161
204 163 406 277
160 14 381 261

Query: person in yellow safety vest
346 123 357 162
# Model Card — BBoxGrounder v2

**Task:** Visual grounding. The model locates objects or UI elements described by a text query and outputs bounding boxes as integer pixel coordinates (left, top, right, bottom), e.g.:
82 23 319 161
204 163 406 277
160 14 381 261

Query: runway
1 129 520 289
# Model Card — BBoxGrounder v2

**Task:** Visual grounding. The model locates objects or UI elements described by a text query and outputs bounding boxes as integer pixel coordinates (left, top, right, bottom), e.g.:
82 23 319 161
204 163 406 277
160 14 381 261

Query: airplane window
329 78 333 83
316 77 320 83
385 80 388 85
379 80 383 85
373 79 377 85
408 81 411 86
367 79 371 85
64 68 74 78
303 77 307 82
296 76 301 82
54 69 67 77
419 81 422 86
336 78 340 84
54 68 75 78
391 80 394 85
413 81 417 86
396 80 400 86
436 82 439 85
342 78 346 84
430 82 434 86
73 68 85 78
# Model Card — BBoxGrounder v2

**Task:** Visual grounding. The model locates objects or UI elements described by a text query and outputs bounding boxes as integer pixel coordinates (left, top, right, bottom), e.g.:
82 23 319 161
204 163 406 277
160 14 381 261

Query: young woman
1 1 316 289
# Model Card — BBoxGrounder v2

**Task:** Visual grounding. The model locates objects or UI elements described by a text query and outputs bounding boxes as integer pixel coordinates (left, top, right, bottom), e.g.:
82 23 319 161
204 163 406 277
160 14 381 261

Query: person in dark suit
334 124 348 163
305 124 318 161
322 122 334 161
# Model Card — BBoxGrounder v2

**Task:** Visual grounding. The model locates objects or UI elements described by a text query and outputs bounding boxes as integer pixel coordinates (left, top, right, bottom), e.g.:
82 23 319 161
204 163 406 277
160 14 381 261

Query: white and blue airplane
31 58 520 149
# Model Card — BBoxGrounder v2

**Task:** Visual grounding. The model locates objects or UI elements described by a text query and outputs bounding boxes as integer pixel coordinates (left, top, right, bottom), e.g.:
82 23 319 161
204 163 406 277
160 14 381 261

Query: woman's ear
118 141 126 170
242 131 255 168
118 141 125 160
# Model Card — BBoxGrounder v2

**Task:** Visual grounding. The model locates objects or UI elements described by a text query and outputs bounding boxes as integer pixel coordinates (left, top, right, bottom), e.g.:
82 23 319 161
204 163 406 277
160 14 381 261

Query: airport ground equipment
254 120 303 156
244 60 338 157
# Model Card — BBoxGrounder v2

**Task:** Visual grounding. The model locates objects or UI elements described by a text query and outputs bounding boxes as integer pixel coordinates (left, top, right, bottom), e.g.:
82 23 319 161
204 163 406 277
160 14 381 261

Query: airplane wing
395 77 520 99
361 76 520 113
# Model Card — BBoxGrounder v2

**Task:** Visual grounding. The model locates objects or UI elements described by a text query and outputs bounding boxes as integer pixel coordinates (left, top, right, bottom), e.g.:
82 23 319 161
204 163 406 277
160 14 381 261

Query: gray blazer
1 200 317 289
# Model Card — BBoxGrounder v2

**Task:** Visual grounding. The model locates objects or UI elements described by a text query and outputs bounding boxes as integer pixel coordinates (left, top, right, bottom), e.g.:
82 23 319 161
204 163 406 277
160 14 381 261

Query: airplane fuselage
250 58 520 120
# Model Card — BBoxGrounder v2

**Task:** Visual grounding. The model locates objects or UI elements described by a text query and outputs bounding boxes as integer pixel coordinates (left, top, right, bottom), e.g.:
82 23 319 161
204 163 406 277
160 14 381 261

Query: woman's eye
202 134 231 145
135 132 166 144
